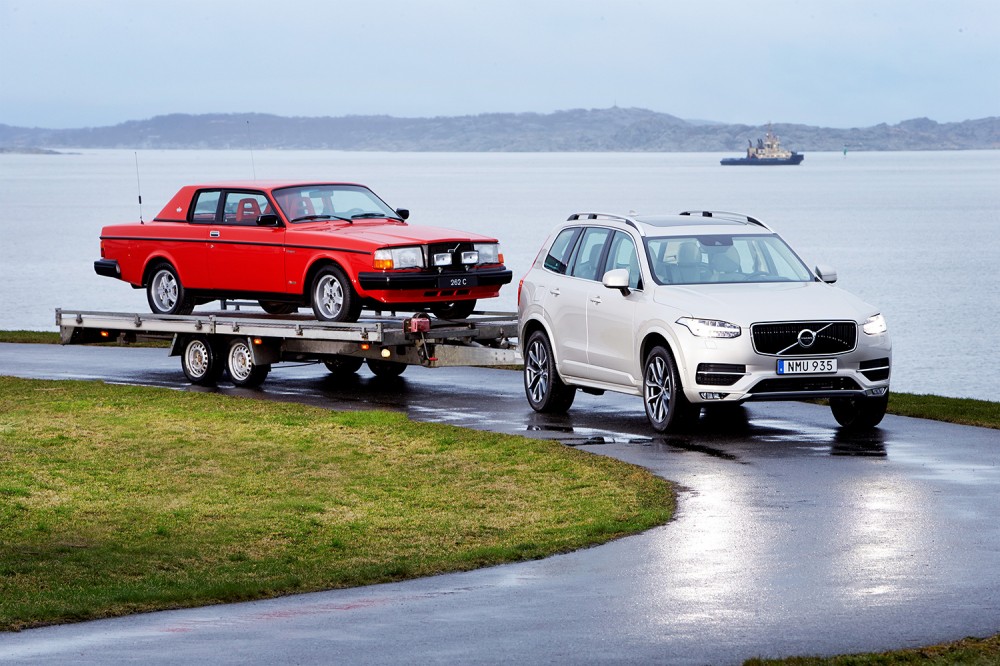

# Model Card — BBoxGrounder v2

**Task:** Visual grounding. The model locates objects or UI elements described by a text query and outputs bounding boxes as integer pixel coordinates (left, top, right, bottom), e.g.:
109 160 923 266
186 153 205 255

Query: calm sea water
1 149 998 401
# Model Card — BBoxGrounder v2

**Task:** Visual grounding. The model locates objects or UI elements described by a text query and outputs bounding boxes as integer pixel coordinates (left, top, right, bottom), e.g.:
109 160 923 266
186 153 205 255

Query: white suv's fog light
699 392 729 400
866 387 888 396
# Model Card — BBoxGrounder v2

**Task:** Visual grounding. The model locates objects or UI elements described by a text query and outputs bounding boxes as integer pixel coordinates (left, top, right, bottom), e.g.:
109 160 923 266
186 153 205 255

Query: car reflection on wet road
2 342 999 665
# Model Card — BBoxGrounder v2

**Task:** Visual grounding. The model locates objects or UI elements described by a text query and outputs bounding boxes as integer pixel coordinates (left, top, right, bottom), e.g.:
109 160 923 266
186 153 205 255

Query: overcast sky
1 0 997 129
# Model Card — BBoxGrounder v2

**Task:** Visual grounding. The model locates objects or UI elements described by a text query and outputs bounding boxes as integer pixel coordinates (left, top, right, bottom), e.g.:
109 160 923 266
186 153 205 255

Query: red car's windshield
273 185 400 223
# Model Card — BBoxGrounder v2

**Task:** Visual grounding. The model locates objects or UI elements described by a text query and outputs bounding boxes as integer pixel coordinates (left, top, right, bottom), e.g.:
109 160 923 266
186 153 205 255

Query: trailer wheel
181 335 223 385
324 355 365 376
226 338 270 387
147 262 194 315
311 265 362 322
367 358 406 378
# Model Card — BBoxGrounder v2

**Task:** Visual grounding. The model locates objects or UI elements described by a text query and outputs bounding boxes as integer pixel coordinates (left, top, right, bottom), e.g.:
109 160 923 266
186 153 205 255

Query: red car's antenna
134 152 144 224
247 119 257 180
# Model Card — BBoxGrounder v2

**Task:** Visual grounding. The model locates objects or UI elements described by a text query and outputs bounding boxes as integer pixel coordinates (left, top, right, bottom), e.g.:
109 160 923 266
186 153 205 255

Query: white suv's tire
523 330 576 413
643 345 699 432
830 393 889 430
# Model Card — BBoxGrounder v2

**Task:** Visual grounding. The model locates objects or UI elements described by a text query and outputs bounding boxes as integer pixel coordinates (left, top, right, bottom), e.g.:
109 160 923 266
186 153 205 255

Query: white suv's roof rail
567 212 635 223
678 210 771 230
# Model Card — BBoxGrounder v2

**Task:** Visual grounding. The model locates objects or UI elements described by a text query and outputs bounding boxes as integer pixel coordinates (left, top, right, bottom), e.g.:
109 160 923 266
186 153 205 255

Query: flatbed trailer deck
56 308 521 387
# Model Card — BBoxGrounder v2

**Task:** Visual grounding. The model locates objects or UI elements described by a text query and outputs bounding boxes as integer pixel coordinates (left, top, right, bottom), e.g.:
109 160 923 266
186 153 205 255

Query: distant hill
1 108 998 151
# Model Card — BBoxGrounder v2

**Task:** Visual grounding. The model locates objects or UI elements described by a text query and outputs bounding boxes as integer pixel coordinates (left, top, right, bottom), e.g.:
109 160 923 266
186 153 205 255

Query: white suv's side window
602 231 641 290
543 227 580 275
569 227 611 281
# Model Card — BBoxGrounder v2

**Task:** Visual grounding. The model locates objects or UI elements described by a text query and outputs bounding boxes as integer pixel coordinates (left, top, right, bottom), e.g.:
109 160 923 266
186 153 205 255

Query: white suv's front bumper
674 329 892 405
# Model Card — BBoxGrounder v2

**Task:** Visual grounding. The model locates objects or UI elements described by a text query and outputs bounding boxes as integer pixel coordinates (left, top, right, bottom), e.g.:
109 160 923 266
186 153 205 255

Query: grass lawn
0 376 673 631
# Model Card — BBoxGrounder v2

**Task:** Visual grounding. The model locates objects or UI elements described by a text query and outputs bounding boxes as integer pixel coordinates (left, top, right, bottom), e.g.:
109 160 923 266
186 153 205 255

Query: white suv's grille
751 321 857 356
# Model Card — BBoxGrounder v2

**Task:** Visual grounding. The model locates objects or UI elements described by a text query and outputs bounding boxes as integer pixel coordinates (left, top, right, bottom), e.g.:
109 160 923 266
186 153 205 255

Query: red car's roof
155 182 372 222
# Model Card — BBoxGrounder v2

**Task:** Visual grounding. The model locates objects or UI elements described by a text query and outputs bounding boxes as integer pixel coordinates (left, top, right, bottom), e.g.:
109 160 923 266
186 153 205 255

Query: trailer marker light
253 338 263 345
100 330 110 338
360 343 371 351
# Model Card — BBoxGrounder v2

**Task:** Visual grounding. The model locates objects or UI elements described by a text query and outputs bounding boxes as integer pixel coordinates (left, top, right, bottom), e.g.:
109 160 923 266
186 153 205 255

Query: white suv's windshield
645 234 813 285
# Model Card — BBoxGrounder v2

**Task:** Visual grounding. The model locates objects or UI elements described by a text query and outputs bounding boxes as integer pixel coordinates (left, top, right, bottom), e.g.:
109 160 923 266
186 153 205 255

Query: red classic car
95 181 512 321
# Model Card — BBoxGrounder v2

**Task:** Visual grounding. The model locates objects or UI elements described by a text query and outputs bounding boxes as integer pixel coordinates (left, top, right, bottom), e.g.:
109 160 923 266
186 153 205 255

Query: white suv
517 211 891 432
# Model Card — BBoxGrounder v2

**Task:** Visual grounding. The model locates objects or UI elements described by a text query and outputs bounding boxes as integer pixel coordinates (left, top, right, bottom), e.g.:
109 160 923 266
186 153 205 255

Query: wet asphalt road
2 342 1000 664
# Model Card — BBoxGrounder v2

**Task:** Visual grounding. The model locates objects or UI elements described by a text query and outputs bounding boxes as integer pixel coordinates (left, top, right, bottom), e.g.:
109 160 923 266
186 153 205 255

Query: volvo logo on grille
797 329 817 348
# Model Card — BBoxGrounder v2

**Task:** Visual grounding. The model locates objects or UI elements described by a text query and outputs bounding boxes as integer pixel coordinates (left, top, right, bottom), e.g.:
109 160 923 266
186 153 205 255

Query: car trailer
56 308 520 387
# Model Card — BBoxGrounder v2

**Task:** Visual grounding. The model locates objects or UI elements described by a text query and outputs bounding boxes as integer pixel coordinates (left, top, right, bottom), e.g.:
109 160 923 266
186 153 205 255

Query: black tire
259 300 299 315
431 300 477 319
523 330 576 413
311 265 362 322
830 392 889 430
643 345 699 432
180 335 224 385
226 338 270 388
146 262 194 315
324 355 365 376
367 358 407 378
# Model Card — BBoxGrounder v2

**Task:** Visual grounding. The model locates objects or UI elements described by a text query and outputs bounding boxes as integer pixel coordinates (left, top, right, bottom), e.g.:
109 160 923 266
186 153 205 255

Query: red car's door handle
210 230 220 238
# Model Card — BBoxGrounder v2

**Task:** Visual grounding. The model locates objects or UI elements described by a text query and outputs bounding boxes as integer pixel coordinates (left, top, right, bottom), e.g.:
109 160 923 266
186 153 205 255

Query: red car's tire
311 265 362 322
146 262 194 315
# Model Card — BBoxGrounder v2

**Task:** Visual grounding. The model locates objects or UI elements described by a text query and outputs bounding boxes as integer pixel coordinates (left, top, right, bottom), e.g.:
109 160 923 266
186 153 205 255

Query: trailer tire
226 338 270 387
367 358 406 378
324 355 365 376
181 335 223 385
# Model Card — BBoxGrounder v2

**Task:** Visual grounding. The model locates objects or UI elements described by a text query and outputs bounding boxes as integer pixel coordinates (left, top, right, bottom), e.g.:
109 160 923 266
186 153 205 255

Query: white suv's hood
653 281 877 324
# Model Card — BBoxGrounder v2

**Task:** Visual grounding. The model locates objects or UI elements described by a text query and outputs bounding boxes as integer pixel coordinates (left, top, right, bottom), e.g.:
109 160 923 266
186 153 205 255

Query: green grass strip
745 633 1000 665
0 376 673 631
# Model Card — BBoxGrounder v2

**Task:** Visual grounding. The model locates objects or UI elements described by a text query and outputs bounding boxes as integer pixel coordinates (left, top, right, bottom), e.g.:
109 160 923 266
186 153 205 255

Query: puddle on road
525 424 652 447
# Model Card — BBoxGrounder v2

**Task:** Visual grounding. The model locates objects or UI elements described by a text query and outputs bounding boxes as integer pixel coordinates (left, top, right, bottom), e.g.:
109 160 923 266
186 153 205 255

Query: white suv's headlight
862 313 887 335
373 246 424 270
677 317 742 338
474 243 501 264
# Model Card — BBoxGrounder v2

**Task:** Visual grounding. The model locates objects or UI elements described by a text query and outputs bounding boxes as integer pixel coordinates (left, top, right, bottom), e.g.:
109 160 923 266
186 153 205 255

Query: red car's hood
287 220 498 248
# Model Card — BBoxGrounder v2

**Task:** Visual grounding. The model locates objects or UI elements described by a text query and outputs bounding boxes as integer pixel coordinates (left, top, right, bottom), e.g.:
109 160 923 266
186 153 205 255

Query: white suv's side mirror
815 264 838 284
602 268 631 295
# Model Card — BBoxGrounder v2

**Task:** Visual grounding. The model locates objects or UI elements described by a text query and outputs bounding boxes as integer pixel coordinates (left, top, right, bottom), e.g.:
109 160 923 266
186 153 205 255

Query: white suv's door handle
589 295 602 305
549 288 561 296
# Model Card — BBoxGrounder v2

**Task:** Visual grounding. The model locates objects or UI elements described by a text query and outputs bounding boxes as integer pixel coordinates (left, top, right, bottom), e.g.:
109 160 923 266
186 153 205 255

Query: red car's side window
191 190 221 223
222 192 271 226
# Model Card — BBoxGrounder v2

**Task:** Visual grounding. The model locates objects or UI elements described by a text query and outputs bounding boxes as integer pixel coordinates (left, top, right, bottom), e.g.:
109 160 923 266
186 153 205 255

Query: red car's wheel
431 300 477 320
311 266 362 322
146 263 194 315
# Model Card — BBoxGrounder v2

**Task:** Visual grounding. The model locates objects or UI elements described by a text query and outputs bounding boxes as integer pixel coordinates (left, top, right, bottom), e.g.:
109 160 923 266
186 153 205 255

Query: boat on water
721 126 804 165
